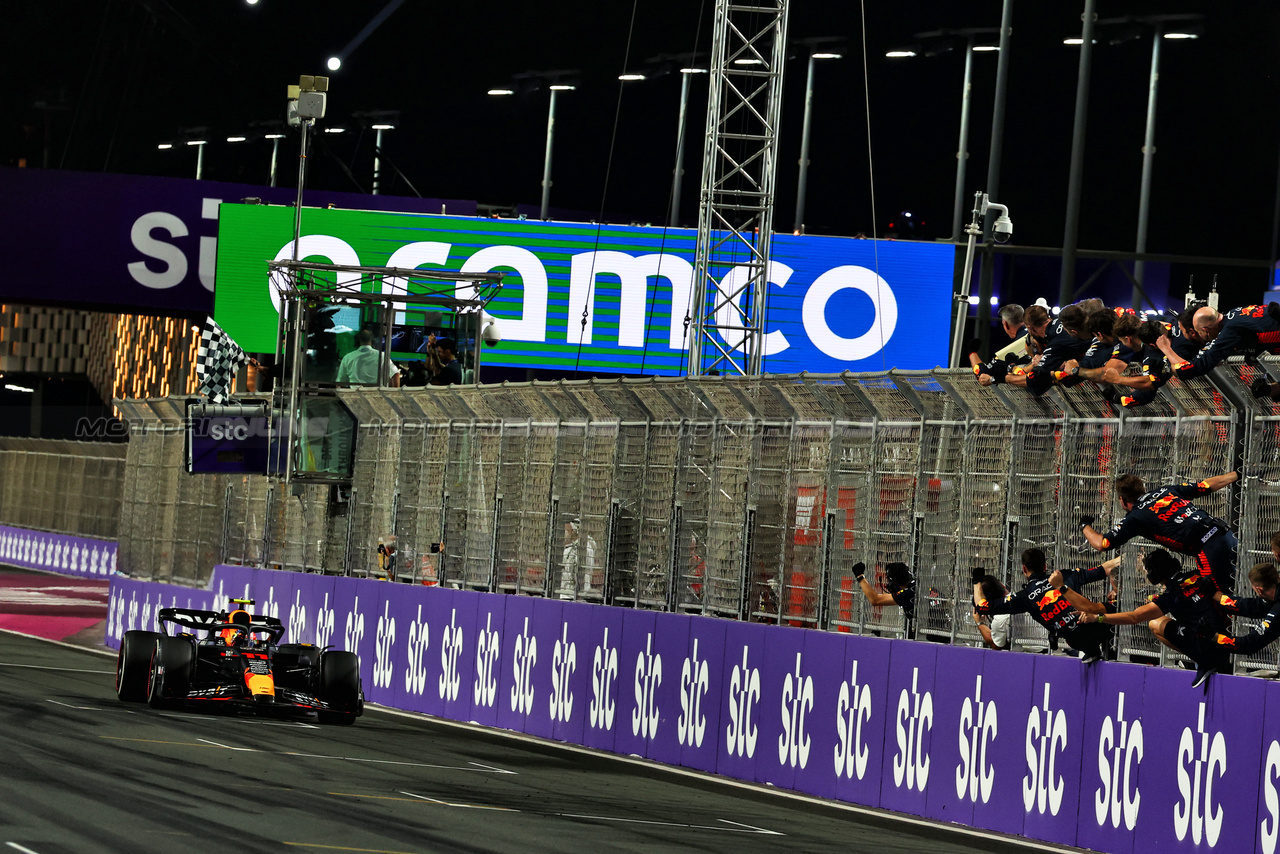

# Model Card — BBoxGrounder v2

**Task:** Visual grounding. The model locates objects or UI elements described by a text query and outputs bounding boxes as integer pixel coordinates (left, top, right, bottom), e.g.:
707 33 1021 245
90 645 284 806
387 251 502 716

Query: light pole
158 127 209 179
1063 14 1201 308
793 38 843 235
886 29 999 241
1059 0 1098 307
490 72 578 221
620 55 709 227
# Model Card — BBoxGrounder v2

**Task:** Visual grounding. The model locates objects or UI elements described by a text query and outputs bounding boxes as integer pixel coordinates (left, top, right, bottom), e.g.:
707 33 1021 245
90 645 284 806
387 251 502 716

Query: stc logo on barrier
778 652 814 770
315 593 336 650
678 639 710 748
287 591 307 646
835 660 873 781
632 633 663 739
550 622 576 723
510 617 538 715
893 668 933 792
1024 683 1068 816
405 604 429 697
474 612 501 709
439 609 463 702
956 675 998 804
373 601 396 690
590 627 619 730
1262 741 1280 854
726 646 762 759
1095 692 1142 831
1176 703 1225 847
344 596 366 658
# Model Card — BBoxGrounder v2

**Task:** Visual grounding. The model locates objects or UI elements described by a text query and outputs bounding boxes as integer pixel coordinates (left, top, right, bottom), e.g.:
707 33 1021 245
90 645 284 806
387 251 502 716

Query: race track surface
0 631 1085 854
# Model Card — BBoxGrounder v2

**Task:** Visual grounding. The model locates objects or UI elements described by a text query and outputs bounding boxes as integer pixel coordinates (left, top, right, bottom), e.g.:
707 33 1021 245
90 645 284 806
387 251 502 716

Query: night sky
4 1 1279 304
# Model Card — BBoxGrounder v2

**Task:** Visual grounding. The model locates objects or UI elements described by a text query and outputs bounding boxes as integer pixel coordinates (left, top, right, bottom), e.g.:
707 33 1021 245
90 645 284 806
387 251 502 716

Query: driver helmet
220 609 252 646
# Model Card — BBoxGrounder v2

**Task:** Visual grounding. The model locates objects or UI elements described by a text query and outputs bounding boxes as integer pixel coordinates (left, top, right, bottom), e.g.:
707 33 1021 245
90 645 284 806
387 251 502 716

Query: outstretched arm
1199 471 1239 493
1049 571 1108 615
1078 601 1163 626
853 563 895 607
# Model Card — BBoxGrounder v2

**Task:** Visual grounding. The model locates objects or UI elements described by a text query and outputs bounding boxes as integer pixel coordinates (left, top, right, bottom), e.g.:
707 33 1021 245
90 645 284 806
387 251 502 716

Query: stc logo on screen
266 237 900 362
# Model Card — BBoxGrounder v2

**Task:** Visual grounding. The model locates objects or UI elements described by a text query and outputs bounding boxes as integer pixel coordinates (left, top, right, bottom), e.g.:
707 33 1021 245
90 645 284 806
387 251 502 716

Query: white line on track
47 699 103 711
388 791 782 833
284 752 516 773
0 662 112 673
6 842 42 854
197 738 258 752
556 813 783 835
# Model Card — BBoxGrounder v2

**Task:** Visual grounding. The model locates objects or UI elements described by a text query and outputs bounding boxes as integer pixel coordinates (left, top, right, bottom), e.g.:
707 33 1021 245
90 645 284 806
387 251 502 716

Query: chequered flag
196 317 250 404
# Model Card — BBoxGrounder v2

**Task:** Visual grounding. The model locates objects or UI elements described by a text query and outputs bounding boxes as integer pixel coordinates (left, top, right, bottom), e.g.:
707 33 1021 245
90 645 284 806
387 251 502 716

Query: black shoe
1191 663 1216 690
1080 651 1102 665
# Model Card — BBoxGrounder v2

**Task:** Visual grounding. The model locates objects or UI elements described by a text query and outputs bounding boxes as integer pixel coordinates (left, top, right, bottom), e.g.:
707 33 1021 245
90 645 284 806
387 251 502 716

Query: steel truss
687 0 791 377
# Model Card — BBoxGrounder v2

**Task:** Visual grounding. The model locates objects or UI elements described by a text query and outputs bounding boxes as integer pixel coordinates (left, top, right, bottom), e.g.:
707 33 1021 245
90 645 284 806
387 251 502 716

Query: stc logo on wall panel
213 205 954 375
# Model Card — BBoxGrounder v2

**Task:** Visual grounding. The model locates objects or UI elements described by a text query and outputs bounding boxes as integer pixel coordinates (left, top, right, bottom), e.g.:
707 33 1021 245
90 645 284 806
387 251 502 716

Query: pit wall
107 565 1279 854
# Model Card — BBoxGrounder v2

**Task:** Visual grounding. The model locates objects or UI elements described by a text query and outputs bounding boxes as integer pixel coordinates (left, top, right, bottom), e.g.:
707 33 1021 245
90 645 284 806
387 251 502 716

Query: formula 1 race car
115 598 363 725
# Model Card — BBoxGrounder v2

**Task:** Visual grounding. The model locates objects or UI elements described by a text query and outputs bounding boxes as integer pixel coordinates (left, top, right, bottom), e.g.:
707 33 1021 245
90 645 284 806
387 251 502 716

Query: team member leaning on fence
972 548 1112 663
1209 562 1280 658
1099 311 1198 407
980 304 1092 395
968 303 1032 383
852 561 915 637
1080 471 1240 593
1158 303 1280 382
1054 308 1135 389
1069 549 1228 690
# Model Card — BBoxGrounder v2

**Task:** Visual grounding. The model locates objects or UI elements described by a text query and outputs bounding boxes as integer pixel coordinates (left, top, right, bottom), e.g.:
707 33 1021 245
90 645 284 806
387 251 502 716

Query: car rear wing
157 607 286 644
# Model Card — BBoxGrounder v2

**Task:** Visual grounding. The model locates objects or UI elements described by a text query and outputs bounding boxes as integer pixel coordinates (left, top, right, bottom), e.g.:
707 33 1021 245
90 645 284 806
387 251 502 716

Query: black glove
1251 377 1275 399
1079 515 1094 531
852 562 866 581
966 337 983 357
1268 301 1280 323
970 566 985 585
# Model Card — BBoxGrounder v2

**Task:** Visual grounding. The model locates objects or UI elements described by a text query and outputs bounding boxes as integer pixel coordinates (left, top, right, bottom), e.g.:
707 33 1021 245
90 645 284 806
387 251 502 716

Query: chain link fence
108 360 1280 673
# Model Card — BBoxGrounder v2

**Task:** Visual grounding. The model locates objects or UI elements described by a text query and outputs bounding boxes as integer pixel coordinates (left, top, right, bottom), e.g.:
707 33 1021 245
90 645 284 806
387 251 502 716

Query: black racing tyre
152 635 196 706
317 650 361 724
116 630 164 702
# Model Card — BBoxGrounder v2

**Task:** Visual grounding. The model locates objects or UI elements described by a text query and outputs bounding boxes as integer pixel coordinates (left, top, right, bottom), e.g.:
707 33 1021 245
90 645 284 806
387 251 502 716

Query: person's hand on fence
852 562 866 581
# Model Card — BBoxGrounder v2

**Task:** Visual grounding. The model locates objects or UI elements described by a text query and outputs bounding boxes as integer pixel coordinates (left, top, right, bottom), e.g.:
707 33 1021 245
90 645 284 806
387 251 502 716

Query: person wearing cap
852 560 916 637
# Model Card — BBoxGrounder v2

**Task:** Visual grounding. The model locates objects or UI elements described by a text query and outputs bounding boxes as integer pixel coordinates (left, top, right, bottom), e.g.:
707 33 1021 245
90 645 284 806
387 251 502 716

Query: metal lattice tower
686 0 790 377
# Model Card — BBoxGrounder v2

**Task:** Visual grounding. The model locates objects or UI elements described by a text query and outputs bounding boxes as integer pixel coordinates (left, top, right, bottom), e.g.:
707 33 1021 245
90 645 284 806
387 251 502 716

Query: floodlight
618 73 646 81
227 136 247 143
327 56 342 71
157 143 173 150
886 50 917 58
488 88 515 96
549 84 576 91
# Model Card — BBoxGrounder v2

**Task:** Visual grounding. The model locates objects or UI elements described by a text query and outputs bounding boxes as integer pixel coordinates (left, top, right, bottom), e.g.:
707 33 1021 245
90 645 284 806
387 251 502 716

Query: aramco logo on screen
213 207 954 375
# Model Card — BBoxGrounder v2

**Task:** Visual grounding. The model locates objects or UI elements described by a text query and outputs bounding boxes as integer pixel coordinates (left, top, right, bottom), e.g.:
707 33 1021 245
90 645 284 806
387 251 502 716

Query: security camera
992 214 1013 243
480 311 502 346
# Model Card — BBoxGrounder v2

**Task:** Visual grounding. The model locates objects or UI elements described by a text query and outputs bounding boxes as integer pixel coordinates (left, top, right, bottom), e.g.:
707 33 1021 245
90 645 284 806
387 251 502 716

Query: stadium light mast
286 75 329 262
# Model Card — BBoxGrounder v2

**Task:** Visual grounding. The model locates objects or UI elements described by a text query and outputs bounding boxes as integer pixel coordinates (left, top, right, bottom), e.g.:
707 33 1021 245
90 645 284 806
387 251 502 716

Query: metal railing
110 359 1280 673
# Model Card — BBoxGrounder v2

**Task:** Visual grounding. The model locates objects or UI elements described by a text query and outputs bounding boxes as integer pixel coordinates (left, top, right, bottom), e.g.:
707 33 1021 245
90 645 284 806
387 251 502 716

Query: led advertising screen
214 204 955 375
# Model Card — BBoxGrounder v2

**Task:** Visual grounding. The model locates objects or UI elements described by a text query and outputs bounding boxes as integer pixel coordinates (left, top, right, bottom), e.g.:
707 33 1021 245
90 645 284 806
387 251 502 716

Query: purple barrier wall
105 566 1280 854
0 524 117 579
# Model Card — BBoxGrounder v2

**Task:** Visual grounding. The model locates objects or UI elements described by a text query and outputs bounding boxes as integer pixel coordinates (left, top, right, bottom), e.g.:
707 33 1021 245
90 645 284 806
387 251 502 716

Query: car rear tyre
318 650 361 724
116 630 164 702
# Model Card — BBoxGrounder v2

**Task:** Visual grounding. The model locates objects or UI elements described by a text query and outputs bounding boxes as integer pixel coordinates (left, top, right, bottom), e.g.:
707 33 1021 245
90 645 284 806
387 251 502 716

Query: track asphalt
0 565 1081 854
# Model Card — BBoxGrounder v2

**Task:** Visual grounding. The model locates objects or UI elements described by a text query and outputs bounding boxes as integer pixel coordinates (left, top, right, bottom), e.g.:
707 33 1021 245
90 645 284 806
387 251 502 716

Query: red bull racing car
115 599 363 725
